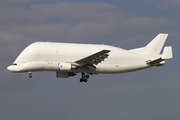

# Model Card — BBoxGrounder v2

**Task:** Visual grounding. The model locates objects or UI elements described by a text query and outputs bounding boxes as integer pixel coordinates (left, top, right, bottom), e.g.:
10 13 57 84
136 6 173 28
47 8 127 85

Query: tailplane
146 46 173 66
162 46 173 59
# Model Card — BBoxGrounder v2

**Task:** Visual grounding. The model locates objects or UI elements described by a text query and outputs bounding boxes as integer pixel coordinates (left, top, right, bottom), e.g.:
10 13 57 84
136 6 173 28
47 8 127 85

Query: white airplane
7 33 173 82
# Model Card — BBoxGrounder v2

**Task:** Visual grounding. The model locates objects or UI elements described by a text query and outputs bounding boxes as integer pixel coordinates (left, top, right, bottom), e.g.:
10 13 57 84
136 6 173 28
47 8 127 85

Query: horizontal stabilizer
162 46 173 59
146 58 164 66
146 46 173 66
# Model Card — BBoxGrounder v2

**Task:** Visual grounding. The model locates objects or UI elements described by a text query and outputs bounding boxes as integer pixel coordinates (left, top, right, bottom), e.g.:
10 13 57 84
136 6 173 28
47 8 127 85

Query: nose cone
7 65 19 72
7 65 14 72
7 65 11 71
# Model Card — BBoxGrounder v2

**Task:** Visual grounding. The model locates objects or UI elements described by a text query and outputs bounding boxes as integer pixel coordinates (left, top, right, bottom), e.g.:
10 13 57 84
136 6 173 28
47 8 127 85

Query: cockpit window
13 63 17 65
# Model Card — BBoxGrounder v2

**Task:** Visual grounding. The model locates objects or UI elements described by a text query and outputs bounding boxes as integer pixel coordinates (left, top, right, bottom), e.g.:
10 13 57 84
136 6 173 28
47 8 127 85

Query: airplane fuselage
7 42 151 74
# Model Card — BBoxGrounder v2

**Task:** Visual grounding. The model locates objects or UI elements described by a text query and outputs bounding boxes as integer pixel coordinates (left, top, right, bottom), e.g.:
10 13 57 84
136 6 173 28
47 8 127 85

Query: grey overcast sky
0 0 180 120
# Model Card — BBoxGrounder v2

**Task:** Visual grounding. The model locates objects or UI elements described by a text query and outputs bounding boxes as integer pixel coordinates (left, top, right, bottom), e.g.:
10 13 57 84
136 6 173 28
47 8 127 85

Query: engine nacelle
56 71 76 78
58 63 77 71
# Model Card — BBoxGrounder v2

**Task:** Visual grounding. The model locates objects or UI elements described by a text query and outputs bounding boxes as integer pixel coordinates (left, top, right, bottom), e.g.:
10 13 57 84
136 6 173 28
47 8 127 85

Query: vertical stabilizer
129 33 169 57
143 33 168 57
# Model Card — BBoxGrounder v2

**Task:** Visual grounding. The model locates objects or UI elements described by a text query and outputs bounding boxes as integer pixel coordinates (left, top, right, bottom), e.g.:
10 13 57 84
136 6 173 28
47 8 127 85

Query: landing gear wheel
81 73 86 78
85 75 89 78
29 72 32 78
80 78 84 82
84 79 88 83
29 74 32 78
80 73 90 83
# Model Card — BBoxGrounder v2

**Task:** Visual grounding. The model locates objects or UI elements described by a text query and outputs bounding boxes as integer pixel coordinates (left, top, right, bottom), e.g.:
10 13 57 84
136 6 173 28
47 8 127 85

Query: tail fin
130 33 169 57
143 33 168 57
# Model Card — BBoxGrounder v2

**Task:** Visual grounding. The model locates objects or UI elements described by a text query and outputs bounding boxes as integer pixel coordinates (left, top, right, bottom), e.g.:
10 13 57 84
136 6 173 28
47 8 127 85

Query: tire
85 75 90 78
29 74 32 78
80 78 83 82
84 79 88 83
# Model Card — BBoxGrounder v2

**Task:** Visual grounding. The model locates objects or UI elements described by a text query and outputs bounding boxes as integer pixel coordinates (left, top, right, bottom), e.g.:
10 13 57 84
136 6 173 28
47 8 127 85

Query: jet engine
58 63 77 71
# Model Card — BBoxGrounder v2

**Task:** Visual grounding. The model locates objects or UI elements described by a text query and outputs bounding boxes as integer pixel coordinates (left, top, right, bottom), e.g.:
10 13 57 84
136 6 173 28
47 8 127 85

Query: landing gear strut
29 72 32 78
80 73 90 83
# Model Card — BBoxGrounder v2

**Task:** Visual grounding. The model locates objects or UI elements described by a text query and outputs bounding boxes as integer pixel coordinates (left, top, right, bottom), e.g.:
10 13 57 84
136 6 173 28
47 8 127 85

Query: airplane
7 33 173 82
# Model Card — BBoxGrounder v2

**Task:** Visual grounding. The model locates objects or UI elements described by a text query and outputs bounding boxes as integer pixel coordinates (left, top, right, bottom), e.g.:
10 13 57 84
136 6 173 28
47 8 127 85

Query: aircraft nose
7 65 13 71
7 65 19 72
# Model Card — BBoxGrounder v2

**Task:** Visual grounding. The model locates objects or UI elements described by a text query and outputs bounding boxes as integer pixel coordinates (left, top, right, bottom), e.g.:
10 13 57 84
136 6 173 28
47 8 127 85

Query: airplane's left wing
75 49 110 68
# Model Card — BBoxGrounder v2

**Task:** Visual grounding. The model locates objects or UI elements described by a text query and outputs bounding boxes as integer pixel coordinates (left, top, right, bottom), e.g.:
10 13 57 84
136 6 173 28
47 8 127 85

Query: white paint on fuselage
8 42 152 74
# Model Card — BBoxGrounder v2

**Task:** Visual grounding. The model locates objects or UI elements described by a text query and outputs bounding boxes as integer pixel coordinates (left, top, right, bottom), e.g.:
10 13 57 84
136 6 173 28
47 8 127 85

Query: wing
75 49 110 69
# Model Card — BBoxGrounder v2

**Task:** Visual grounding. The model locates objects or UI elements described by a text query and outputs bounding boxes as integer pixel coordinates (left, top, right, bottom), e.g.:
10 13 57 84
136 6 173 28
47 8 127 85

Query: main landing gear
80 73 90 83
29 72 32 78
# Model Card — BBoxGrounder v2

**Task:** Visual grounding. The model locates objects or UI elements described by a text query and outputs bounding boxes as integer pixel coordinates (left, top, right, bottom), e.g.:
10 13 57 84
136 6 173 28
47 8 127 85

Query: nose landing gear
29 72 32 78
80 73 90 83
